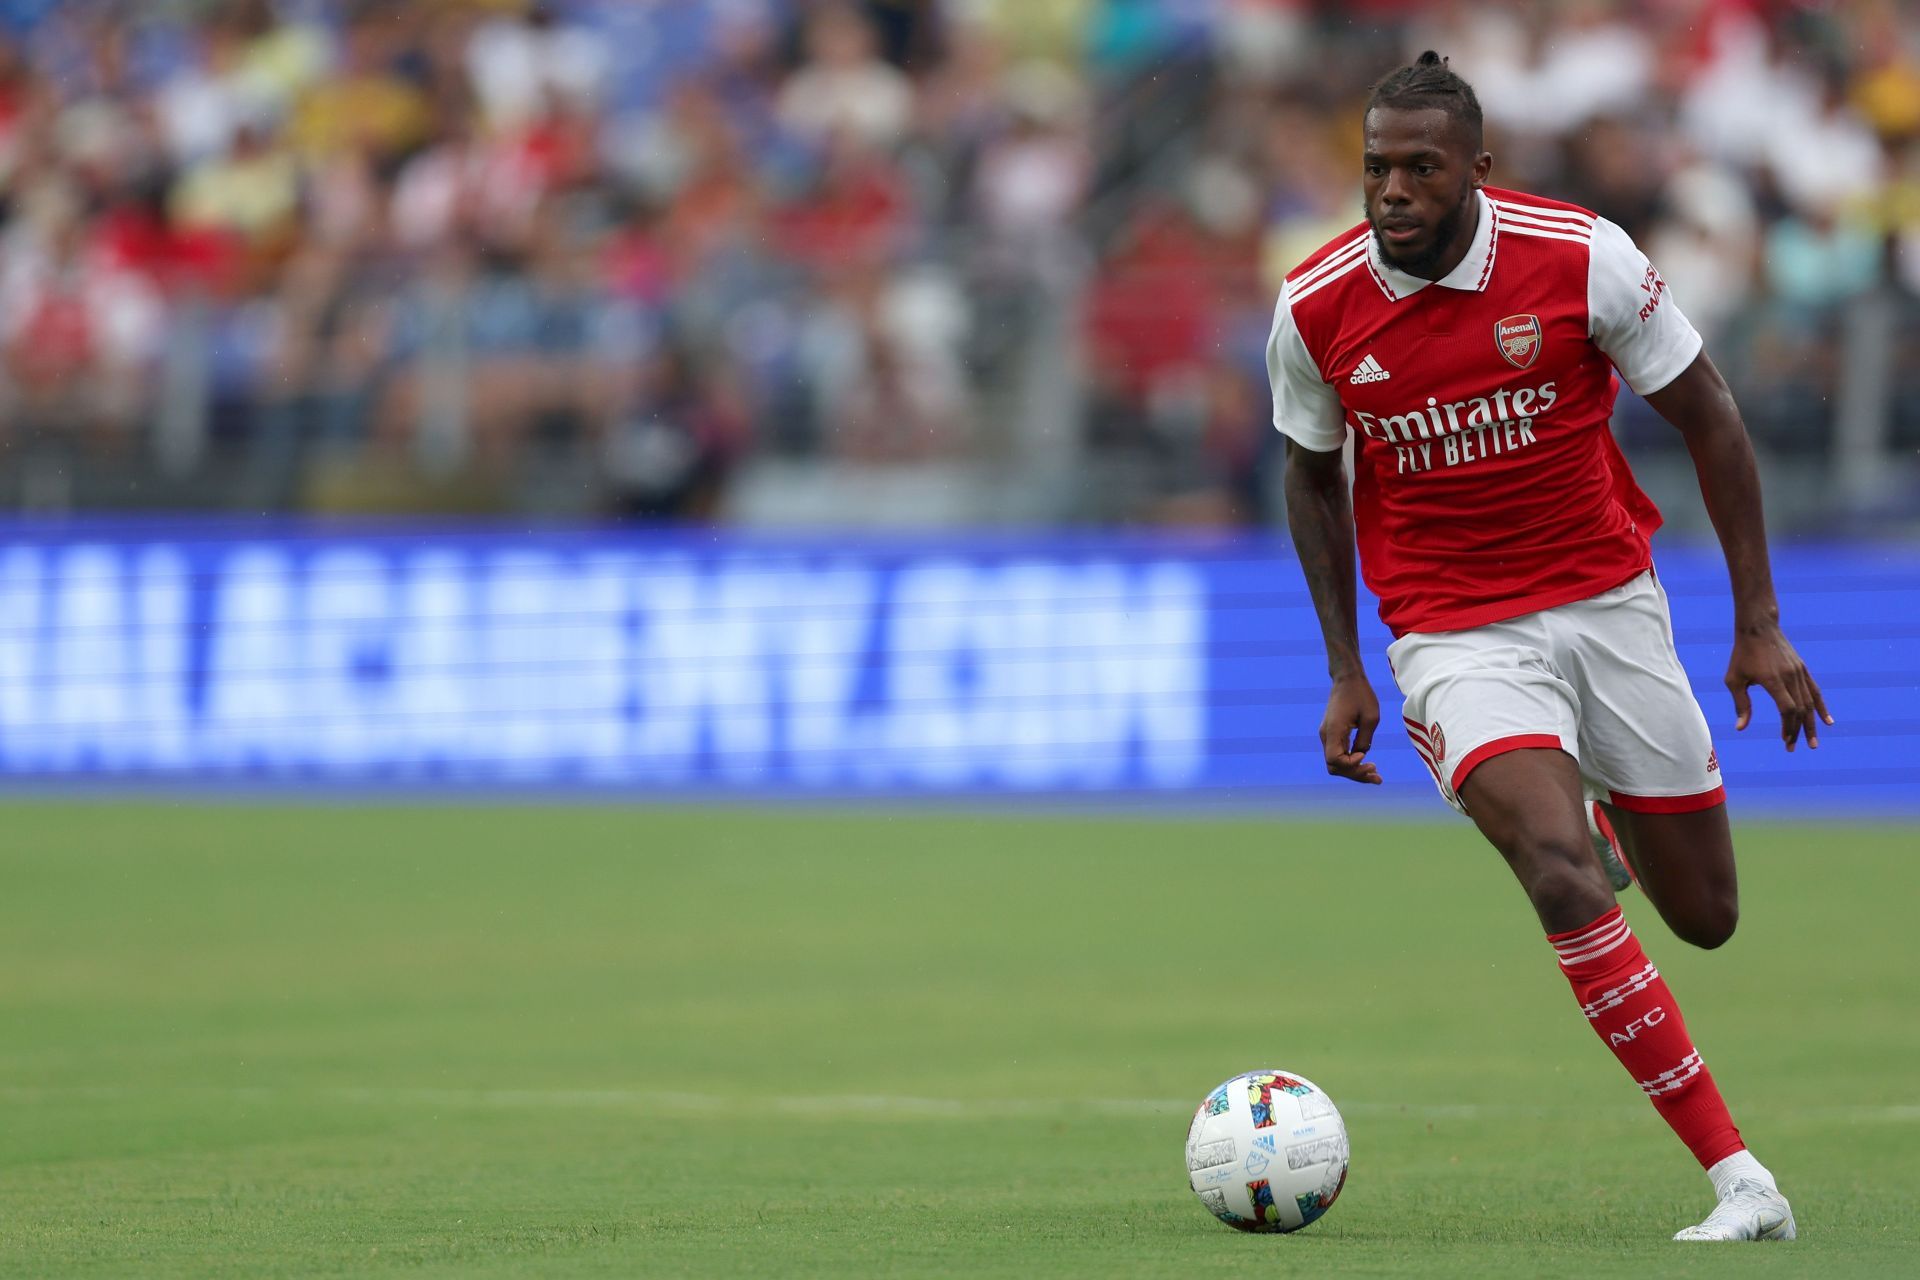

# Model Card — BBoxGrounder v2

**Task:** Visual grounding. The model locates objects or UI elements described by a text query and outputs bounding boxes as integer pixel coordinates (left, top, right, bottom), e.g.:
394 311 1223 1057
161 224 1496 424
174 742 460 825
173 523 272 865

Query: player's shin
1546 906 1746 1169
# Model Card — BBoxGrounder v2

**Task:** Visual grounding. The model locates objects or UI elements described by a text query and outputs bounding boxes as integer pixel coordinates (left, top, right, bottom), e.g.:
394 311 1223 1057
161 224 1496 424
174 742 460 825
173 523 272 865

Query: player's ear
1471 150 1493 188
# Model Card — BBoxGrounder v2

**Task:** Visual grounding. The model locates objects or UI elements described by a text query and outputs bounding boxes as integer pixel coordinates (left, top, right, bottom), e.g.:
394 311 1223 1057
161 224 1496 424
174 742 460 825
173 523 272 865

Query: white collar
1365 188 1497 301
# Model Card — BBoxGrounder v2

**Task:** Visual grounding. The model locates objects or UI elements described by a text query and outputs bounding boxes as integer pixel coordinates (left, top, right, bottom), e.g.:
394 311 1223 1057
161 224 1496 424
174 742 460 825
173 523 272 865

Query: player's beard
1368 184 1474 279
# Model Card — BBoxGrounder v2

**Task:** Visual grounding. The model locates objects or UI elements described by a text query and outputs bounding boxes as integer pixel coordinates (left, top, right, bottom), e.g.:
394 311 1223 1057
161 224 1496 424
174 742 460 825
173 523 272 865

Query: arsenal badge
1495 314 1542 369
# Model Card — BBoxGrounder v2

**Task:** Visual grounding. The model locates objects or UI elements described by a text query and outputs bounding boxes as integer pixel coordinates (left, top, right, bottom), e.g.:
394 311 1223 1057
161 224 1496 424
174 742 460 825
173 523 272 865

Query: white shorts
1387 570 1725 817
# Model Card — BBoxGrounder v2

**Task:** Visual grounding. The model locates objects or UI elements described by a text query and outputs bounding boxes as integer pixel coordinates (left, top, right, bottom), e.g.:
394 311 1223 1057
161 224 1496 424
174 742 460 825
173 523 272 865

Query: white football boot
1673 1177 1797 1242
1587 800 1635 894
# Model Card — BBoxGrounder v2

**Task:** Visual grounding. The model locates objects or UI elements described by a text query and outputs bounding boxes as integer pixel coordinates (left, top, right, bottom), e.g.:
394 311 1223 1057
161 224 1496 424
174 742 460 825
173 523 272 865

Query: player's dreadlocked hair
1367 51 1483 151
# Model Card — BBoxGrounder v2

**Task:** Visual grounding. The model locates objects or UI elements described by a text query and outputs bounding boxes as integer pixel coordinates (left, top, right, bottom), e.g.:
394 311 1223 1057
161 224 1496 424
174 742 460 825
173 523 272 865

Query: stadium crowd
0 0 1915 524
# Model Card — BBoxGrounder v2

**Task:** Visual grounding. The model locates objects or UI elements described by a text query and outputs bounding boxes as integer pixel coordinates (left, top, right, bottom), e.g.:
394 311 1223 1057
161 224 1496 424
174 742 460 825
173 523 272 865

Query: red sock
1548 906 1745 1169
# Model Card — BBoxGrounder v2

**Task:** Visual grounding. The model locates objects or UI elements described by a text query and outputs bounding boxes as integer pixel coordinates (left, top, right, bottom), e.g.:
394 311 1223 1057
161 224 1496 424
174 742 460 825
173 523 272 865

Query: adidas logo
1350 354 1391 384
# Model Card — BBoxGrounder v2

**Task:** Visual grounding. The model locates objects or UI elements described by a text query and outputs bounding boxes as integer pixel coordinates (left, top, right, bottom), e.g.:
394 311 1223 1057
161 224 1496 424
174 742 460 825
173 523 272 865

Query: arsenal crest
1428 722 1447 763
1495 314 1543 369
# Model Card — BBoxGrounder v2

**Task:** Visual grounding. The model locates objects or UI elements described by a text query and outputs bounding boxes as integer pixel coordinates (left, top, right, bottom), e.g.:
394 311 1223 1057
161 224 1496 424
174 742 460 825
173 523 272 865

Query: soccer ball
1185 1069 1349 1232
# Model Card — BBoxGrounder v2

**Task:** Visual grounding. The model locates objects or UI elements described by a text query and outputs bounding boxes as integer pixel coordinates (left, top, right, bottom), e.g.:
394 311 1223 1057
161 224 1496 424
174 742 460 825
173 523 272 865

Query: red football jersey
1268 186 1702 635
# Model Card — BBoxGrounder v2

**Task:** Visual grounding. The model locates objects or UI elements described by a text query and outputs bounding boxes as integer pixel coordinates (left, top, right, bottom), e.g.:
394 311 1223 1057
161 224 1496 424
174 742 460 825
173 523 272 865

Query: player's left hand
1726 621 1832 752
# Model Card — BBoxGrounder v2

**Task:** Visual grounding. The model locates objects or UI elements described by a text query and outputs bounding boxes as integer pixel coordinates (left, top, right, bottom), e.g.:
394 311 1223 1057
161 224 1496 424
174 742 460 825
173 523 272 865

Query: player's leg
1596 801 1740 950
1389 617 1624 927
1551 572 1792 1240
1562 571 1740 952
1457 748 1612 931
1461 750 1789 1241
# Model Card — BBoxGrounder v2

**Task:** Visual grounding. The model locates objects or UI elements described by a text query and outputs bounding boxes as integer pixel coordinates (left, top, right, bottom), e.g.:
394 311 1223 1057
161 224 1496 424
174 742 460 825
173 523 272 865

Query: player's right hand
1320 675 1382 784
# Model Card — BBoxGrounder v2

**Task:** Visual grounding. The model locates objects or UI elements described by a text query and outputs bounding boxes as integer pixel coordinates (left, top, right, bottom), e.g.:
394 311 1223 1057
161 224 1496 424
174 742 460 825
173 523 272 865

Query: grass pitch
1 801 1914 1278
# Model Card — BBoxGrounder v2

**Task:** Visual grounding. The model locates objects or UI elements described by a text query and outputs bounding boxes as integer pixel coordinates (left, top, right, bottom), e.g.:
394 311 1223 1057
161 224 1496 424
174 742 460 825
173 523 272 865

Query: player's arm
1284 440 1381 784
1268 287 1380 784
1642 354 1831 750
1587 217 1832 751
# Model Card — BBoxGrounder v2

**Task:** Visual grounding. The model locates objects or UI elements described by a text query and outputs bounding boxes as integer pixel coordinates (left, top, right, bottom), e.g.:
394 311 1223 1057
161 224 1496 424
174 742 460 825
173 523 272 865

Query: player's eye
1415 165 1438 177
1365 164 1385 177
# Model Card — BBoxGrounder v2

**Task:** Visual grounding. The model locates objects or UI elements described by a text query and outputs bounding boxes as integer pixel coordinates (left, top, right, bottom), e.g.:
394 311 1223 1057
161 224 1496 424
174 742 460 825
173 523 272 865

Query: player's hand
1726 620 1832 752
1320 674 1382 784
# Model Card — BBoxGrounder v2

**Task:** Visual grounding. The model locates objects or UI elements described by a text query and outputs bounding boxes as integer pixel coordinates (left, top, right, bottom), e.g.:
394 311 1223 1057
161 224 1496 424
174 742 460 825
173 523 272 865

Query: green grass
0 802 1913 1277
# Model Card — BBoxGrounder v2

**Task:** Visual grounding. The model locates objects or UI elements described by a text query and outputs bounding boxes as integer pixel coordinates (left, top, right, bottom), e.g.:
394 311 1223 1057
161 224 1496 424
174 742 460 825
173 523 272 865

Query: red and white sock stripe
1549 906 1632 968
1639 1049 1705 1097
1580 960 1659 1020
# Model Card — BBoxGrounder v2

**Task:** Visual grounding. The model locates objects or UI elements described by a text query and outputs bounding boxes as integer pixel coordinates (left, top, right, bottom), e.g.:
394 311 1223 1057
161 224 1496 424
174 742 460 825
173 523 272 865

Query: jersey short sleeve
1587 217 1702 396
1266 284 1346 452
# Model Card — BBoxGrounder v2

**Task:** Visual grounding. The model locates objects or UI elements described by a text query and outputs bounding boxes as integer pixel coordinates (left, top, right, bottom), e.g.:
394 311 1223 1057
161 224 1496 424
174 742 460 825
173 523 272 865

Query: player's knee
1511 835 1611 924
1674 896 1739 950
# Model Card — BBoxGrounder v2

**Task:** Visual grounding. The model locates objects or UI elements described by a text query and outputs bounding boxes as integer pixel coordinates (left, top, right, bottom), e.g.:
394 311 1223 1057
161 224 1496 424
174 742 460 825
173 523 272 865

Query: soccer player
1271 53 1830 1242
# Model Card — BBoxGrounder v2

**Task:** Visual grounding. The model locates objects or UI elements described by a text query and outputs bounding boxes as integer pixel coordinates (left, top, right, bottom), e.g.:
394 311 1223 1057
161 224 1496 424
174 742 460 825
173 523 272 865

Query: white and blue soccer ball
1185 1069 1349 1232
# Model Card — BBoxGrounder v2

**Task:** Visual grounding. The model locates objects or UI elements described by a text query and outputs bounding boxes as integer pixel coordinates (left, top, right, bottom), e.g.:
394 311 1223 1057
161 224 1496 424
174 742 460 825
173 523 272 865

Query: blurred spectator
777 3 914 150
391 90 544 250
602 336 745 520
972 60 1088 270
465 1 608 130
1764 202 1884 310
808 260 972 461
1257 104 1353 291
778 130 914 269
171 121 300 244
1643 158 1758 346
156 17 253 167
966 0 1088 65
0 179 164 449
249 240 388 496
287 11 430 164
1766 70 1886 218
1893 139 1920 296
